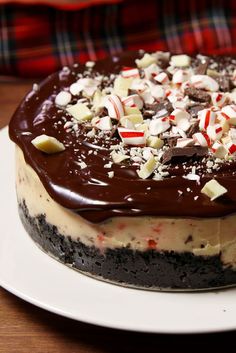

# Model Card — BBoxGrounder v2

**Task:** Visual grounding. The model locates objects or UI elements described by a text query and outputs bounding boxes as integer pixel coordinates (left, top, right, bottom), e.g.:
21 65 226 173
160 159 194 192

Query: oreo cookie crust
19 201 236 291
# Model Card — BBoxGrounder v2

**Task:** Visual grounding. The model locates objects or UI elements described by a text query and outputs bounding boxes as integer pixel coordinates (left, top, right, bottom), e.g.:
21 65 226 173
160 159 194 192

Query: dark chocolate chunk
162 146 208 164
216 75 232 92
145 100 173 115
186 121 200 137
188 104 205 118
185 87 211 103
194 58 209 75
156 52 170 69
167 137 178 148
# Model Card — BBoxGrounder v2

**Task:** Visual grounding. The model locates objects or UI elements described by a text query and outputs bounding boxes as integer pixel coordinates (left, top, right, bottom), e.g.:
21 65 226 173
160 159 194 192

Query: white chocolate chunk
111 152 129 164
170 55 191 67
31 134 65 154
66 103 92 121
147 136 164 149
55 91 71 106
120 114 143 128
124 106 142 115
137 157 156 179
92 89 104 110
113 76 133 97
201 179 227 201
135 53 156 68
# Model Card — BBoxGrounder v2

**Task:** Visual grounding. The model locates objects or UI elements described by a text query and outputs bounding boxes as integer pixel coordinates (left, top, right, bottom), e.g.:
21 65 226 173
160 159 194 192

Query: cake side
16 145 236 290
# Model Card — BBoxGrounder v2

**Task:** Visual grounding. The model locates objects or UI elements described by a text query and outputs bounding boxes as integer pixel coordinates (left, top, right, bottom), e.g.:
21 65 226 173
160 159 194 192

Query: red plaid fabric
1 0 236 77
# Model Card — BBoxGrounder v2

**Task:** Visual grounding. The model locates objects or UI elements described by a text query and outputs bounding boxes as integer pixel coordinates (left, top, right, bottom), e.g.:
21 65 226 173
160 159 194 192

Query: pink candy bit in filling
97 233 105 242
117 223 127 230
147 239 157 249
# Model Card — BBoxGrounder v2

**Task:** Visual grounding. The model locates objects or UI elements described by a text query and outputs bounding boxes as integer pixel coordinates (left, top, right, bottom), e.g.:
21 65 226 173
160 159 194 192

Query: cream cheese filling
15 147 236 267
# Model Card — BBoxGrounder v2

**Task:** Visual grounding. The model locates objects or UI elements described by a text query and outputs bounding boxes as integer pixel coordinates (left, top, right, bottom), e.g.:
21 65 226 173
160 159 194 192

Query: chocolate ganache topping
9 51 236 222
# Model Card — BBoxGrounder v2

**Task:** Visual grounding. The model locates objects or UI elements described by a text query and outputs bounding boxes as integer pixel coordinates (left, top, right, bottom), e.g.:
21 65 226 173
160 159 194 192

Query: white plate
1 127 236 334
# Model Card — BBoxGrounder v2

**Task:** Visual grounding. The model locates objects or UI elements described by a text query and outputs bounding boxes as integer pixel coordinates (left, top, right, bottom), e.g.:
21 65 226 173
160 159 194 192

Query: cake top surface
9 50 236 222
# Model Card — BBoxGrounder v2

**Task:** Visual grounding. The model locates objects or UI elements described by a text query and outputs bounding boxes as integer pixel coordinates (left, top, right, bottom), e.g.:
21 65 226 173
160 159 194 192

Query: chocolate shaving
185 87 211 103
194 58 209 75
162 146 208 164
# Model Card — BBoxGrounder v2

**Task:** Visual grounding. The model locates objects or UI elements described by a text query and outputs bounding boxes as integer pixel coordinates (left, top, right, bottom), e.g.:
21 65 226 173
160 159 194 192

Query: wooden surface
1 81 236 352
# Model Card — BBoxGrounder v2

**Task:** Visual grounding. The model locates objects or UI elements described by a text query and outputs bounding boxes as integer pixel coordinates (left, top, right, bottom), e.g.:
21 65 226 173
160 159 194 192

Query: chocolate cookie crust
19 201 236 290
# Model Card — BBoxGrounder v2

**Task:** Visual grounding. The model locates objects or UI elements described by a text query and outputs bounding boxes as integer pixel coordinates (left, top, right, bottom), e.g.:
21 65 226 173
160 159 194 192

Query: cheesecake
9 51 236 290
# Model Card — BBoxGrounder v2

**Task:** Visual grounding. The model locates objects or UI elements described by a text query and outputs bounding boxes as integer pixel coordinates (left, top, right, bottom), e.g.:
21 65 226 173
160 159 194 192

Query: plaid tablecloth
0 0 236 77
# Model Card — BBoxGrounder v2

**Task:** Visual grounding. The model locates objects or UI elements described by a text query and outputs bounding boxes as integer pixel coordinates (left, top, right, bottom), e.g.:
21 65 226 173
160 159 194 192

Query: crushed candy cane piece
169 109 191 131
190 75 219 92
95 116 113 130
135 53 156 68
198 109 216 131
122 94 143 109
104 94 124 120
118 127 146 146
206 124 223 141
121 67 139 78
193 132 211 147
149 117 170 135
212 141 228 158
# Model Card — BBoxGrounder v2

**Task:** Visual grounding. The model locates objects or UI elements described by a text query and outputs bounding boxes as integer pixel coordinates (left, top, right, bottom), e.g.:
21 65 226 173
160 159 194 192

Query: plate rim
2 126 236 334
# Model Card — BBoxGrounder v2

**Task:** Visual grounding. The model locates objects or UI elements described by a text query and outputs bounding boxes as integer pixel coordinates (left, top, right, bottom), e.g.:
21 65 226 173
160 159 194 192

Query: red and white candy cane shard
149 117 170 135
169 109 190 131
172 69 188 85
104 95 124 120
190 74 219 91
211 92 227 107
122 94 143 109
193 132 211 147
154 72 169 84
212 141 228 158
221 105 236 125
118 127 146 146
144 63 161 80
227 142 236 155
121 67 140 78
95 116 113 130
198 109 216 131
206 124 223 141
176 138 195 148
